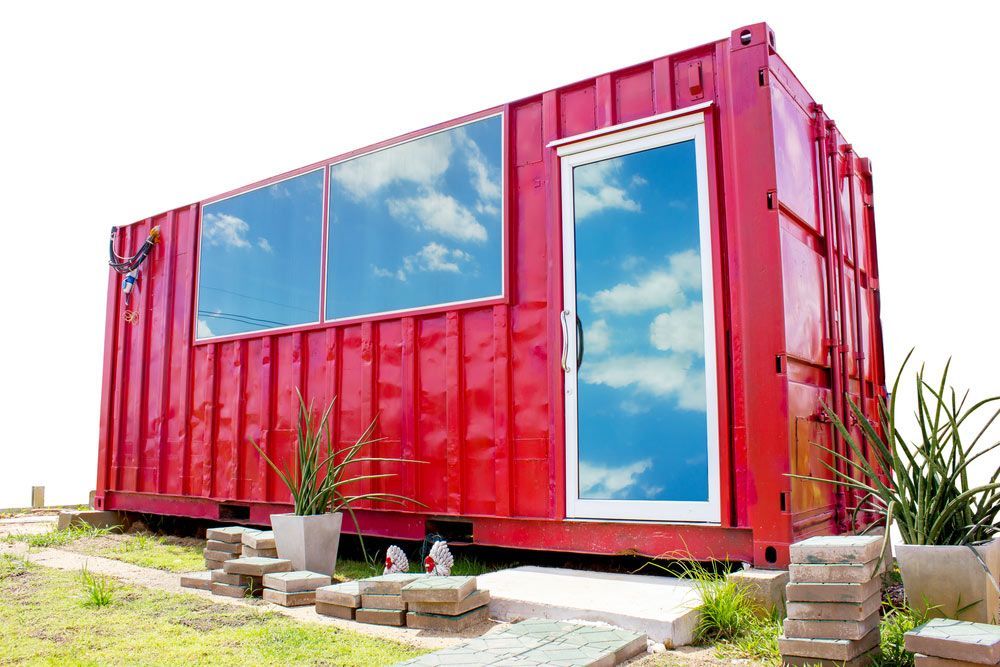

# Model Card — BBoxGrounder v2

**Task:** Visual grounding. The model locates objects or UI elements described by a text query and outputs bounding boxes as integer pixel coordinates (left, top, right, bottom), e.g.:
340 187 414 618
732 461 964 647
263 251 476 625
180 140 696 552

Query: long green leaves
250 389 424 516
790 350 1000 546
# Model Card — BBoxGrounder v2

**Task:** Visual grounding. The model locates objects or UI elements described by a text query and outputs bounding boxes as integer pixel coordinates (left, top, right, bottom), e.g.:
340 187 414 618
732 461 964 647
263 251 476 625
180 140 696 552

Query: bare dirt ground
0 514 750 665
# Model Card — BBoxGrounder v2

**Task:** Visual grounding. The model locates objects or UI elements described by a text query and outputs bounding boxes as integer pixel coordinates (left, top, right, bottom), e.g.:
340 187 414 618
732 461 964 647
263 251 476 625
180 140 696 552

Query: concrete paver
905 618 1000 664
789 535 884 565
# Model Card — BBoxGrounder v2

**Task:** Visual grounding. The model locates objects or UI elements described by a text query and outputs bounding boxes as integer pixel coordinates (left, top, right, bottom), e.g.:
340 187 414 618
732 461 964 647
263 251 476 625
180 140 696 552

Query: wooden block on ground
211 582 249 598
783 649 879 667
206 540 242 555
180 571 212 591
786 591 882 621
408 589 491 616
263 571 331 593
401 576 476 603
789 560 880 584
786 579 881 603
316 581 362 608
263 588 316 607
779 629 881 662
315 601 356 620
203 549 236 563
915 654 995 667
361 593 407 611
206 526 250 543
905 619 1000 664
790 535 884 565
356 608 406 626
358 573 424 595
784 612 880 641
406 605 489 631
242 530 275 550
241 546 278 559
223 557 292 577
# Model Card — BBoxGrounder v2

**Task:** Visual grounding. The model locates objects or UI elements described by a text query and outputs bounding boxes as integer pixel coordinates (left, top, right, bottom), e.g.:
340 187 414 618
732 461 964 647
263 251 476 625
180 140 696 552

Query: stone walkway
396 618 647 666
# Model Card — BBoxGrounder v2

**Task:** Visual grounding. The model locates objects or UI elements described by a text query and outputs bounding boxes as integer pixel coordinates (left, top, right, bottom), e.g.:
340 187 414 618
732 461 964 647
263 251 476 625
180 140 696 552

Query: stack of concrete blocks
779 535 885 667
262 571 332 607
401 576 491 631
242 530 277 558
204 526 254 570
315 581 362 620
905 618 1000 667
214 556 292 598
356 572 425 627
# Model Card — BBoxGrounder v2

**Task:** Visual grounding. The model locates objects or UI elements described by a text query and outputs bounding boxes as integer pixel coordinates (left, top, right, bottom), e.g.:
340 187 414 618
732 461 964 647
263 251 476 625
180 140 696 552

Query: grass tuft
79 566 115 608
8 524 120 548
875 603 927 667
0 554 30 580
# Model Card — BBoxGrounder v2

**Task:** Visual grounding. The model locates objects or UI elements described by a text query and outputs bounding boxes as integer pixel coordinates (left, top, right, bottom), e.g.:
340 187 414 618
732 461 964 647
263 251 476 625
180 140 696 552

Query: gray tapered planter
270 512 343 576
895 538 1000 622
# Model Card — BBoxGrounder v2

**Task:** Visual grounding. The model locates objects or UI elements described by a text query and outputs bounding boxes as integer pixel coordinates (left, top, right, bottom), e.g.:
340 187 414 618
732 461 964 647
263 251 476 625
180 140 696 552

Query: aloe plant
792 350 1000 545
250 389 421 516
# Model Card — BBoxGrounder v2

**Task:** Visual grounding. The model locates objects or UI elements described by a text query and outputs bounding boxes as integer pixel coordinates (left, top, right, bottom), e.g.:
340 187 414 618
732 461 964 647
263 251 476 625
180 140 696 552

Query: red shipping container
97 22 885 568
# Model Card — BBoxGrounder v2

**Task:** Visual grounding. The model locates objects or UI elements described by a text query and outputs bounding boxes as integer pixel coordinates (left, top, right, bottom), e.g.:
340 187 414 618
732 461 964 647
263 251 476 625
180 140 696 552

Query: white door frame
558 111 721 523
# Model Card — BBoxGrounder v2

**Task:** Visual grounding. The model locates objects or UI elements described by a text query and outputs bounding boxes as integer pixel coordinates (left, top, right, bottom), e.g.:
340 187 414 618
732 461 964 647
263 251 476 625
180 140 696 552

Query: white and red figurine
383 545 409 575
424 540 454 576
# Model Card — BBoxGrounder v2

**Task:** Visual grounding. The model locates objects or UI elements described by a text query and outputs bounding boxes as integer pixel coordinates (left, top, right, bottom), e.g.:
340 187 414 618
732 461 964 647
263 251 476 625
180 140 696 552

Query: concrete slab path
477 566 701 647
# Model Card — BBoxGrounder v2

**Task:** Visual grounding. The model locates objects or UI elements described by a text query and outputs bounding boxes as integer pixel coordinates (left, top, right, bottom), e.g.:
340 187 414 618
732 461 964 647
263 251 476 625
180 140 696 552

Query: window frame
192 109 507 345
323 111 507 325
193 166 328 344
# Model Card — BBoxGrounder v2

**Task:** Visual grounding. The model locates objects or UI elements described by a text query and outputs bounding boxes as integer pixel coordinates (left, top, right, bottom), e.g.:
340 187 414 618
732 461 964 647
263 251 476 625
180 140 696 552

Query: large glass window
196 169 324 339
326 114 503 320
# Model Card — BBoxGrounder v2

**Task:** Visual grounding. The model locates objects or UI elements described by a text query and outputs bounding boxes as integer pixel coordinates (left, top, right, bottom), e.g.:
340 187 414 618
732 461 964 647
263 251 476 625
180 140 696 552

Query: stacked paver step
315 581 362 620
203 526 257 570
395 618 647 667
262 571 332 607
242 530 278 558
356 573 426 627
214 556 292 598
905 618 1000 667
779 535 886 667
401 576 491 631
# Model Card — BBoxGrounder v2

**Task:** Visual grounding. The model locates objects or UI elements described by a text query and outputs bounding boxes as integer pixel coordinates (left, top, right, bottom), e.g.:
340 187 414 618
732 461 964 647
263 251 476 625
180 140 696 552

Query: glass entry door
559 114 720 522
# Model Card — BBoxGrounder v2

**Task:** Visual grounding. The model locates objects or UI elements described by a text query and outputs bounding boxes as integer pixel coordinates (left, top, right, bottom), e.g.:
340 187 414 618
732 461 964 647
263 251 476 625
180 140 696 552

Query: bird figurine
424 540 453 576
384 545 409 575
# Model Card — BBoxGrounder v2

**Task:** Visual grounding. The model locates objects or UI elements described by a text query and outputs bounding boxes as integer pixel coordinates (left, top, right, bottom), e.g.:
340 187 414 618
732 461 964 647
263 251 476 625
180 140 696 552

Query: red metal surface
96 22 885 567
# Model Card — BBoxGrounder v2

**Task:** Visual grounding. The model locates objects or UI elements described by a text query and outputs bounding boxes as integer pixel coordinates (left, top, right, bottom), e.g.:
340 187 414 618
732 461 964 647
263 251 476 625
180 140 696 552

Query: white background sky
1 2 997 509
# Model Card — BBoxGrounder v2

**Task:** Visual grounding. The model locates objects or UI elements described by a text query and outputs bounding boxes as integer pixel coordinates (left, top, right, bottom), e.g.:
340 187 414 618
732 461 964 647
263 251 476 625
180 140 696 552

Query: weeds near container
115 533 163 554
790 350 1000 546
644 559 780 662
10 524 120 549
875 603 928 667
79 566 114 607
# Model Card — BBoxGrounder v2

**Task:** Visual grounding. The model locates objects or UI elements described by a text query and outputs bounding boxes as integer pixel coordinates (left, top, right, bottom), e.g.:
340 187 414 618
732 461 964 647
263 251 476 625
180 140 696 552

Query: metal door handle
560 310 571 373
576 315 584 369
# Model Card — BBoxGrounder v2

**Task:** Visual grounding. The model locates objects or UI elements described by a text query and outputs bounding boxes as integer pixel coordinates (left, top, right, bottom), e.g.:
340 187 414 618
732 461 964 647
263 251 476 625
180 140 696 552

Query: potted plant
793 351 1000 622
251 390 421 576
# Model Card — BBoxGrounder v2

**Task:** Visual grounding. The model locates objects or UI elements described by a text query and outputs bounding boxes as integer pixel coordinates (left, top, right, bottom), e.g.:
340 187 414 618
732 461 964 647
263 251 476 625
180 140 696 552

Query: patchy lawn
0 554 424 666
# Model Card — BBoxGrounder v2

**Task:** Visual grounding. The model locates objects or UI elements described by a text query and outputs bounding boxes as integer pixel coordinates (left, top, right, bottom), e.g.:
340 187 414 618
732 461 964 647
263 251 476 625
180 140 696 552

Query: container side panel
771 82 820 232
614 67 654 122
416 317 448 512
461 309 497 515
375 320 404 505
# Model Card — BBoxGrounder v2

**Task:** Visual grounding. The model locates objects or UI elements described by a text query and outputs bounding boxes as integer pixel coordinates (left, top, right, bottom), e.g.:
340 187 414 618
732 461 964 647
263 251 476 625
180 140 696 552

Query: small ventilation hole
740 29 753 46
764 546 778 564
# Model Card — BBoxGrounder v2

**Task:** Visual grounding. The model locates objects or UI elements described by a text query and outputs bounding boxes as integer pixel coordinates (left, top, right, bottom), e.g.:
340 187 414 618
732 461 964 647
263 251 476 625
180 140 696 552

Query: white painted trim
561 114 721 524
549 101 713 152
325 112 506 322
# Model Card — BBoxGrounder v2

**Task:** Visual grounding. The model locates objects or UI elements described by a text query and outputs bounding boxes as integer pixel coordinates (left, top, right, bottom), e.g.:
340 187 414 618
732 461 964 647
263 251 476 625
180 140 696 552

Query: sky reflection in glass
327 115 503 319
196 169 324 338
573 140 710 502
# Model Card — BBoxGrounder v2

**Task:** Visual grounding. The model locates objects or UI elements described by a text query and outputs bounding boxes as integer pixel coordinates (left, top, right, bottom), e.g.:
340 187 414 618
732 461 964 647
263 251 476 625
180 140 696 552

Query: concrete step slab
409 589 491 616
359 572 425 595
315 581 361 607
406 605 490 632
402 575 476 603
315 601 356 620
263 588 316 607
784 611 881 641
356 608 406 626
786 579 881 603
786 590 882 621
779 628 881 662
206 526 252 544
223 556 292 577
476 566 700 647
242 530 275 550
362 593 407 611
263 570 331 593
179 571 212 591
905 619 1000 664
790 535 884 565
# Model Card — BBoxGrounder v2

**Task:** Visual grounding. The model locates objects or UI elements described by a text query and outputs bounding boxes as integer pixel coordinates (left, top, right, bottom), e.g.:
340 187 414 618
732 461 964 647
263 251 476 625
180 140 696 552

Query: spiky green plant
791 350 1000 546
79 566 114 607
250 389 423 516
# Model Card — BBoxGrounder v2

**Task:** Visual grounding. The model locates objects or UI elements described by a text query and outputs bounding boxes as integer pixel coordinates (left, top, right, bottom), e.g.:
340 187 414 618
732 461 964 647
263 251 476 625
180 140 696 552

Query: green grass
79 566 115 607
6 524 120 548
102 534 205 572
333 553 513 582
0 559 425 666
875 603 926 667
